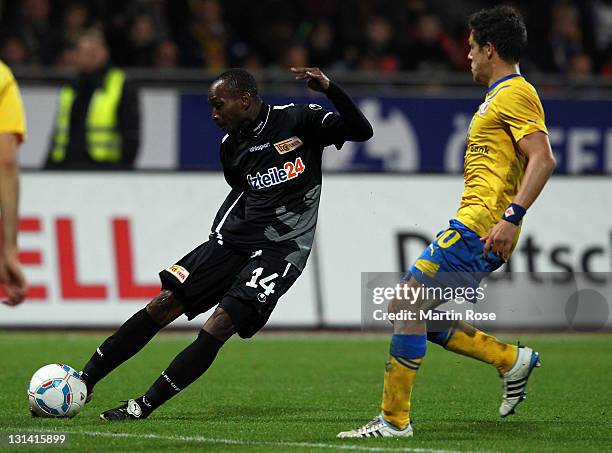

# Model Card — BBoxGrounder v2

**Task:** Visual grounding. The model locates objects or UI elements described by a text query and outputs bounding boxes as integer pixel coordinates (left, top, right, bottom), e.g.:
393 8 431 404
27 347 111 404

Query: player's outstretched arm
482 131 556 259
0 132 27 306
290 66 373 142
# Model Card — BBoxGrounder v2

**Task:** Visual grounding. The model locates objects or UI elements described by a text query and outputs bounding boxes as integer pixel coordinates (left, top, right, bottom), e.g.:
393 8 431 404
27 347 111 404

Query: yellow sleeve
497 85 547 143
0 65 27 143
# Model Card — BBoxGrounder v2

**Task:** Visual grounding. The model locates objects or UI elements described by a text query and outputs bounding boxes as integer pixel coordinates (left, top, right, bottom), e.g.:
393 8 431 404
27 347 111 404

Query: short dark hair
469 5 527 63
213 68 259 99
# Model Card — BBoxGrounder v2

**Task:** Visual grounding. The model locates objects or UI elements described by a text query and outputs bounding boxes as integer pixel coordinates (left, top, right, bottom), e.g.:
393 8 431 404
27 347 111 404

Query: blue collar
487 73 521 94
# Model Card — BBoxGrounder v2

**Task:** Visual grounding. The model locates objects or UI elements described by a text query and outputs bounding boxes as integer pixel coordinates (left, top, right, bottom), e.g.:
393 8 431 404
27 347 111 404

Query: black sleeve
118 80 141 168
299 81 373 149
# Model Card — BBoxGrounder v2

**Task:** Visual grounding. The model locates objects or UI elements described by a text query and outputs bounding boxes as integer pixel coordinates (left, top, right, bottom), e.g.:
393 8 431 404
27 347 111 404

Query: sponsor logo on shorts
274 136 303 154
166 264 189 283
247 157 306 189
257 293 267 303
309 103 322 110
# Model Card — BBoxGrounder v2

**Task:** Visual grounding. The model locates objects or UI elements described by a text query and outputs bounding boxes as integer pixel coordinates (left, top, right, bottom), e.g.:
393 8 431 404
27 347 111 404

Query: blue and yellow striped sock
381 334 426 429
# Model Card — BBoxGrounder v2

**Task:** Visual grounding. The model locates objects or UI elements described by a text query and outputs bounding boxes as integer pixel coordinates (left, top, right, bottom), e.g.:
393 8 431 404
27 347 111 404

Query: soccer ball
28 363 87 418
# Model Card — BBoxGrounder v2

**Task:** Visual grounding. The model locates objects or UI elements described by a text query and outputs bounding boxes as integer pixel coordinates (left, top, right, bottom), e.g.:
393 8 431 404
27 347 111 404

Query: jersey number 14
246 267 278 295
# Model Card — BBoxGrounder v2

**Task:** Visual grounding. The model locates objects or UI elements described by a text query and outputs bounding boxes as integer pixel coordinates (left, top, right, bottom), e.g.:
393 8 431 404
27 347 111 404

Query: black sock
82 308 163 393
139 330 224 415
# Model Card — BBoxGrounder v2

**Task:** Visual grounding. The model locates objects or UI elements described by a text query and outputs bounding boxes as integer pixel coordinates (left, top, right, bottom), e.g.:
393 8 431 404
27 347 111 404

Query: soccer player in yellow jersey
0 60 27 306
339 6 556 438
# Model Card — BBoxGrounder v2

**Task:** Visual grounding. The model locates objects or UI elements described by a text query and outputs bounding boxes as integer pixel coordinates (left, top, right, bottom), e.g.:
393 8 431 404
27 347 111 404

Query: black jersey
210 82 372 271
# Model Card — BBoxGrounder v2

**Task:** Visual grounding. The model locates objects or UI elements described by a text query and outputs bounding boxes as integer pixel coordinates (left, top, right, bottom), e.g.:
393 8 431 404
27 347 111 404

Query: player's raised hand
290 67 330 92
481 220 518 262
0 252 27 306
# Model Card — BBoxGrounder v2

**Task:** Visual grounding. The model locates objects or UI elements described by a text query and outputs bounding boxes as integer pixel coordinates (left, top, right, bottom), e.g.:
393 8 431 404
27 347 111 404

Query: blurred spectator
308 21 339 69
103 1 170 66
45 30 140 170
600 46 612 76
282 44 309 70
260 21 298 66
139 0 172 40
54 2 90 67
154 40 178 68
547 2 584 73
242 53 264 73
126 13 157 67
334 0 367 54
176 0 231 69
13 0 59 65
591 0 612 54
60 2 90 52
0 35 29 67
403 13 456 72
392 0 428 33
230 0 303 66
359 16 400 72
568 53 593 79
0 0 609 77
55 47 78 68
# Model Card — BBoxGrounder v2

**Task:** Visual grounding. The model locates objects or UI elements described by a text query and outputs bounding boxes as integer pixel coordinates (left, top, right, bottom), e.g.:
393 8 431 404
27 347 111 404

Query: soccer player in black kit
77 67 373 420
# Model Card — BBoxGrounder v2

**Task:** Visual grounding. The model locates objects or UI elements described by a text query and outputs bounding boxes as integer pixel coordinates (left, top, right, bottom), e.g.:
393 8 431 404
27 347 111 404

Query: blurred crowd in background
1 0 612 77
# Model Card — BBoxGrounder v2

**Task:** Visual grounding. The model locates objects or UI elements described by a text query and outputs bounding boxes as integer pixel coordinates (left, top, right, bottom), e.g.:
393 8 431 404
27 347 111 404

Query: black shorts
159 241 301 338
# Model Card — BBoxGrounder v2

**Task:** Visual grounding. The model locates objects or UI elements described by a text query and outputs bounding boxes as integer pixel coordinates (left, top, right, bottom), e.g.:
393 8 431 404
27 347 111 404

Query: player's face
208 81 250 133
468 32 490 84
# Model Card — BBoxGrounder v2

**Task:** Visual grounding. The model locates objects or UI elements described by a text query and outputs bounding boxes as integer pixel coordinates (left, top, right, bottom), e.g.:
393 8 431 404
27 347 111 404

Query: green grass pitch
0 331 610 452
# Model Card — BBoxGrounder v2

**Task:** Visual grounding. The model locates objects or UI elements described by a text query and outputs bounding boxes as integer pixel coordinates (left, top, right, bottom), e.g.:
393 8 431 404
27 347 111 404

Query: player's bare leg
80 290 184 399
100 306 237 421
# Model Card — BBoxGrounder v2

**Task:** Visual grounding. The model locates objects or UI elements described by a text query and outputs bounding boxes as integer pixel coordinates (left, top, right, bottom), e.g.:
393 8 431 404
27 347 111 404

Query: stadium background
1 0 611 330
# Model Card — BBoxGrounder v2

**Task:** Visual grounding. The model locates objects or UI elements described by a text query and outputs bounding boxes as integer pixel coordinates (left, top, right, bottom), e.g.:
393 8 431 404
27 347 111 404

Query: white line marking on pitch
15 428 471 453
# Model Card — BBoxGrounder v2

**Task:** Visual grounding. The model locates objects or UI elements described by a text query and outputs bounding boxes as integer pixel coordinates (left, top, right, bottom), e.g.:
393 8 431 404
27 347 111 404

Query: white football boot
337 415 413 438
499 345 541 417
